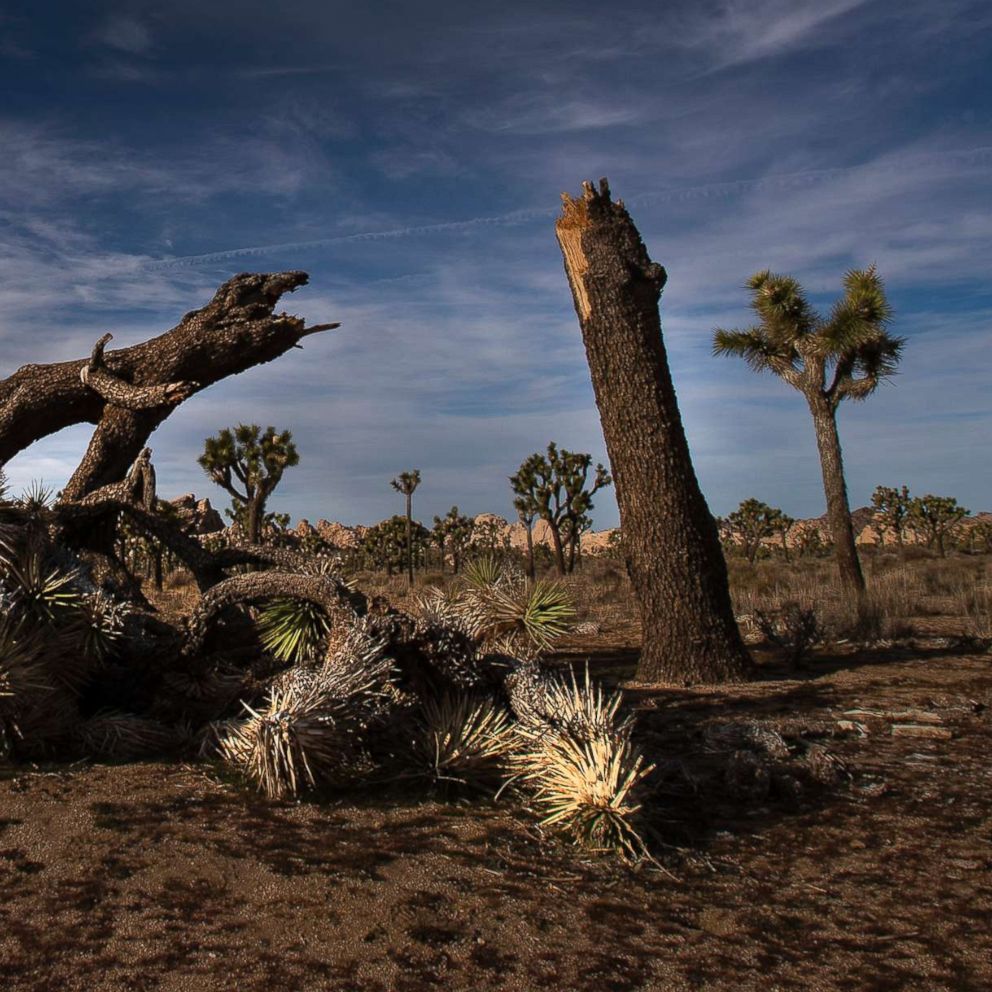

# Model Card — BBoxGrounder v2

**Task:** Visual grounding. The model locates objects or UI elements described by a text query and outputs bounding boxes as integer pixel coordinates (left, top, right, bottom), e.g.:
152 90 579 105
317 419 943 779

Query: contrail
147 146 992 269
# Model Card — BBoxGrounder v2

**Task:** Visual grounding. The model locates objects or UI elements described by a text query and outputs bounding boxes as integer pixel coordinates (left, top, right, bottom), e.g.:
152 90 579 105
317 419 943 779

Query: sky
0 0 990 528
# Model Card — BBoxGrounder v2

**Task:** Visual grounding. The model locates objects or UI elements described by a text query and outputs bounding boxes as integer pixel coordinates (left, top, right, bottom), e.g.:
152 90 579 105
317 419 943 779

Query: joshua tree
774 509 795 561
510 443 611 576
433 506 474 574
471 517 509 558
199 425 298 545
714 266 902 598
727 498 783 564
871 484 912 547
556 179 751 684
908 494 968 557
362 515 429 575
513 495 539 579
391 470 421 586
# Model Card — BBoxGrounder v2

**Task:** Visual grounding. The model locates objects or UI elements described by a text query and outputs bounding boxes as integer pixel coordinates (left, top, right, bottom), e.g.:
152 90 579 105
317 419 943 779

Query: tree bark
0 272 337 501
556 179 751 685
524 522 535 580
183 571 361 659
547 520 566 576
247 496 263 546
807 396 866 596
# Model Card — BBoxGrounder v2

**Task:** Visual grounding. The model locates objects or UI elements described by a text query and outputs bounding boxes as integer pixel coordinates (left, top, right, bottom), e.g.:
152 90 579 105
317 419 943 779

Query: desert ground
2 552 990 992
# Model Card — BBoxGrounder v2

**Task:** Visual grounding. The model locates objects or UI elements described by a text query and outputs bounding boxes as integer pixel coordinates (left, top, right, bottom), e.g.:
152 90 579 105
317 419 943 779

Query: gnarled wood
183 571 362 659
0 271 338 501
556 179 752 686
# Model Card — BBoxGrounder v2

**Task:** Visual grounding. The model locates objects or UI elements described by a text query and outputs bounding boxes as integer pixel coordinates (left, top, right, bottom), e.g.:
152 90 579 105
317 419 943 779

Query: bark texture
808 397 865 593
183 571 362 659
0 271 336 501
556 179 751 685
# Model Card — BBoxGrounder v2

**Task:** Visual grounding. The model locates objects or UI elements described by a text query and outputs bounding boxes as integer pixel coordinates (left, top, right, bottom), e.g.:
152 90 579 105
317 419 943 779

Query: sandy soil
1 647 990 992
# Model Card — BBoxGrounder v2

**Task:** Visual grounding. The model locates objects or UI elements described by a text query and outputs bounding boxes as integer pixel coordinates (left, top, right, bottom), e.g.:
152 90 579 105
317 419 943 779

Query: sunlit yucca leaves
507 668 653 859
413 692 515 788
472 580 576 652
462 555 505 590
255 597 331 664
223 682 353 799
515 731 652 859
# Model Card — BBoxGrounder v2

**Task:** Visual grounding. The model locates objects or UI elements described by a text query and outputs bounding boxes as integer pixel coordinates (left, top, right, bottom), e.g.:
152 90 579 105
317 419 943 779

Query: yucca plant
75 711 179 760
462 555 505 590
17 480 55 515
255 597 331 664
0 535 81 624
221 617 397 799
506 668 653 859
412 692 515 789
222 681 357 799
74 592 129 662
471 579 576 654
513 730 653 858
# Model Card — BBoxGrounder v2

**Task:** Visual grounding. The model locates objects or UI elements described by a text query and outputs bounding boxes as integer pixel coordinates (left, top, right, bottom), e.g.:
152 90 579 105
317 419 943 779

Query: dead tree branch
0 271 338 501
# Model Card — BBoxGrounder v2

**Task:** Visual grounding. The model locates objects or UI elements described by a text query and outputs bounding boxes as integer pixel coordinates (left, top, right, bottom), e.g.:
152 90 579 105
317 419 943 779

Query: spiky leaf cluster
713 266 903 408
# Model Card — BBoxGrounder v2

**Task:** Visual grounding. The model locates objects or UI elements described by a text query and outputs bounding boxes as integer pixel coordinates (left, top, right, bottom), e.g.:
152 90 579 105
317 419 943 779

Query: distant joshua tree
199 425 298 545
433 506 473 574
727 498 786 564
509 443 611 575
391 470 421 586
871 485 912 546
714 266 903 598
908 494 968 557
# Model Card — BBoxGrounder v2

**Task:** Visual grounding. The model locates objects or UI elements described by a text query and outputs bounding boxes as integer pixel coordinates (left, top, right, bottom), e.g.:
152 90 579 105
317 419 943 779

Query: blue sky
1 0 990 527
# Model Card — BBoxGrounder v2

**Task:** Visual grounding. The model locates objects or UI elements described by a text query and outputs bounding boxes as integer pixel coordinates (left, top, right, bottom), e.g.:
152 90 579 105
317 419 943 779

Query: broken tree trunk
0 271 337 501
555 179 752 685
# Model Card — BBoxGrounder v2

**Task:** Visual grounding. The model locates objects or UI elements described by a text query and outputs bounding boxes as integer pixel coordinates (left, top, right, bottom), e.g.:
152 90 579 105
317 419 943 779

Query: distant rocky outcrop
169 493 224 534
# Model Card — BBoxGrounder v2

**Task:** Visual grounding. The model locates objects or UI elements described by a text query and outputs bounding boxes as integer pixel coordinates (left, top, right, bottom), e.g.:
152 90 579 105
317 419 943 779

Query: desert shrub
754 602 824 667
506 668 653 859
411 692 514 789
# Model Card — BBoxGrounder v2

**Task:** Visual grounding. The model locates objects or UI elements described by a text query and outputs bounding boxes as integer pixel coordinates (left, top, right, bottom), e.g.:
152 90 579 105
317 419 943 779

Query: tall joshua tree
199 425 298 545
714 267 902 598
391 470 421 586
556 179 751 685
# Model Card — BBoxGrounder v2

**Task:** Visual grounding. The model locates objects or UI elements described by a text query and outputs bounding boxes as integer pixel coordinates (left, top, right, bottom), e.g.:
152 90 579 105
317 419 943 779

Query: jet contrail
146 146 992 269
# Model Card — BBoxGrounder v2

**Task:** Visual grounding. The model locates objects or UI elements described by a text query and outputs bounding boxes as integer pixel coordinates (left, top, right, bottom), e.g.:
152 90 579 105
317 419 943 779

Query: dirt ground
2 644 990 992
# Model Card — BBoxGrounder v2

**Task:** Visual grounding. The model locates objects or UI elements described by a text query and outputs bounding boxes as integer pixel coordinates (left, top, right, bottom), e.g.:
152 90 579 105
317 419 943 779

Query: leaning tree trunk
556 179 752 685
0 271 336 501
807 396 866 596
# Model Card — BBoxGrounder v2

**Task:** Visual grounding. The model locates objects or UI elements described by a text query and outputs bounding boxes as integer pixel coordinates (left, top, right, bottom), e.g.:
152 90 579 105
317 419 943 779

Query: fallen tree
0 270 337 501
